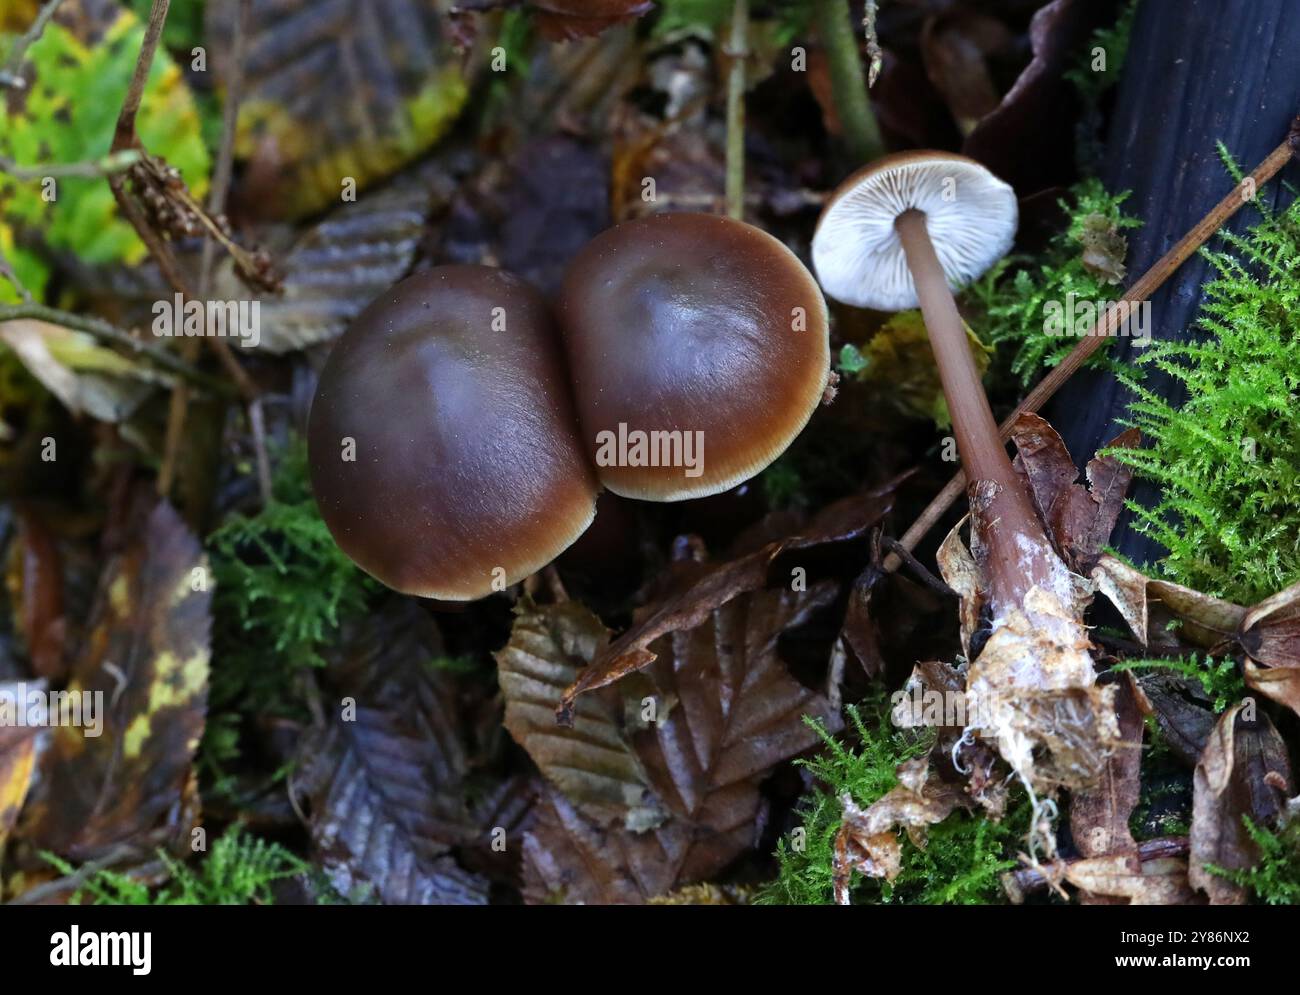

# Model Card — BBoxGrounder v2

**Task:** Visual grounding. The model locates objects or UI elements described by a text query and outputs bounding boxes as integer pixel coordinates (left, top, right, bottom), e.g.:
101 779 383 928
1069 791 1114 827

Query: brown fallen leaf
1011 415 1139 574
17 501 209 863
832 757 967 904
1063 854 1199 905
558 481 899 721
496 600 662 830
522 576 839 903
632 581 840 882
1189 703 1294 904
295 602 487 905
1069 674 1144 903
1239 580 1300 718
920 10 1013 136
208 0 472 220
1092 555 1246 651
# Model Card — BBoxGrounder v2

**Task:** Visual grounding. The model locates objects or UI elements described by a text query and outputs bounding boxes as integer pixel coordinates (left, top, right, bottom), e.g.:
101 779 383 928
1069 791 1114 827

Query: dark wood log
1046 0 1300 567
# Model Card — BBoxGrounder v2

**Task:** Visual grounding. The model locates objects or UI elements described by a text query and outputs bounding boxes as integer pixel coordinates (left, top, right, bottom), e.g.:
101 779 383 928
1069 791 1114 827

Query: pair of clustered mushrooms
310 151 1048 605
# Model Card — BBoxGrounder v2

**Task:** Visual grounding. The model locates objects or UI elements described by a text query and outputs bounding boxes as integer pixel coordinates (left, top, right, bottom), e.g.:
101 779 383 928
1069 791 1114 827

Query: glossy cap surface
556 212 830 501
308 265 598 599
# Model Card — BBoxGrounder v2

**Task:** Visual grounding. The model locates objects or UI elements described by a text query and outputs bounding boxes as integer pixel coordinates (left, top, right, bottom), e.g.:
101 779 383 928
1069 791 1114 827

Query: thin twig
163 0 257 499
0 150 140 180
862 0 882 88
0 302 234 393
0 0 67 90
112 0 171 152
886 130 1300 571
724 0 749 221
0 247 33 303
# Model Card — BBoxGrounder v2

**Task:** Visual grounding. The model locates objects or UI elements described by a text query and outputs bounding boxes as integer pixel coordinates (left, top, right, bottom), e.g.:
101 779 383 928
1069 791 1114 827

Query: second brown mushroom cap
309 213 831 599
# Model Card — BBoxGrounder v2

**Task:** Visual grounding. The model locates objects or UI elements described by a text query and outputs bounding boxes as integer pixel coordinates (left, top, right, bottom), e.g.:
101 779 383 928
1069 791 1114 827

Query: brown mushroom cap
308 265 598 600
555 213 830 501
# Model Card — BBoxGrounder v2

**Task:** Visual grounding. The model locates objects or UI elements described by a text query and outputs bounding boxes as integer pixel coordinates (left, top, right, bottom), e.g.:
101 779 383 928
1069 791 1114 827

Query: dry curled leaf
1239 580 1300 718
1062 854 1198 905
1189 703 1293 905
295 602 487 905
1190 702 1294 905
832 757 967 904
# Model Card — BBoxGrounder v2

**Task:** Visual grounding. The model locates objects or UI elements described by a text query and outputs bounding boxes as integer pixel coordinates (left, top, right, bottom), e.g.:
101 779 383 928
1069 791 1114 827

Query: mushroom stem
894 208 1052 609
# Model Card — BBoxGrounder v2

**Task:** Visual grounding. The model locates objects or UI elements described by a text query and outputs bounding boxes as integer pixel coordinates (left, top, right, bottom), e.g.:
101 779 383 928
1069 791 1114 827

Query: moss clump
1210 817 1300 905
1112 654 1245 714
1109 183 1300 604
47 828 306 905
759 700 1026 905
203 436 372 792
971 178 1142 387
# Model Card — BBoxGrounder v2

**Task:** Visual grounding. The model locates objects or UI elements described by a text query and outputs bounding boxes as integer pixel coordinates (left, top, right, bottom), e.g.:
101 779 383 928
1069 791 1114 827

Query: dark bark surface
1047 0 1300 566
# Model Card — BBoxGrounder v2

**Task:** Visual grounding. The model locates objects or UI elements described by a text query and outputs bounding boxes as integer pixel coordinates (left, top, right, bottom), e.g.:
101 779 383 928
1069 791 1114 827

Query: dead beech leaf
1239 580 1300 718
521 785 691 904
1092 554 1247 650
633 581 840 880
558 482 898 720
18 501 208 862
1011 414 1139 573
1069 675 1143 903
1190 704 1294 905
296 602 487 905
1063 855 1198 905
524 580 840 904
224 171 441 353
832 758 967 904
208 0 471 220
496 600 662 830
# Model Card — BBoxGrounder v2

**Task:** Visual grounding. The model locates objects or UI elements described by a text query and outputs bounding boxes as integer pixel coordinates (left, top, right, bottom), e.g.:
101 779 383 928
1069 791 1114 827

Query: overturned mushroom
812 151 1058 613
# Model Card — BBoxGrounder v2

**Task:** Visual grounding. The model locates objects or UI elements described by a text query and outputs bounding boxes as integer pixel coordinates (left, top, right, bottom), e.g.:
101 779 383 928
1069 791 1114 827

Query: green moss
758 699 1026 905
1112 654 1245 714
202 436 372 790
46 828 306 905
1209 817 1300 905
1108 176 1300 604
971 178 1141 387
